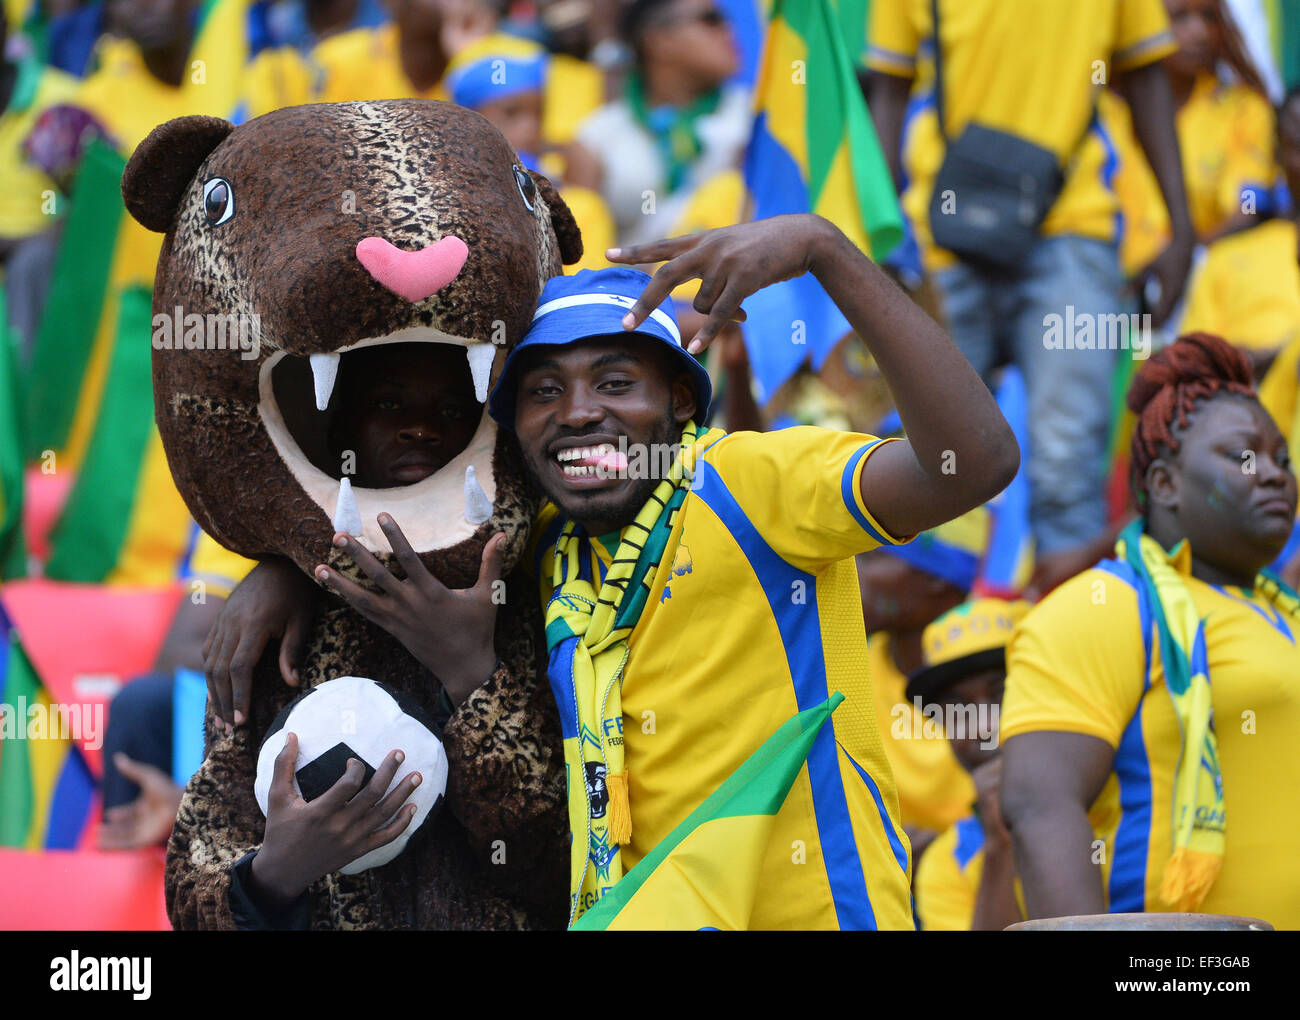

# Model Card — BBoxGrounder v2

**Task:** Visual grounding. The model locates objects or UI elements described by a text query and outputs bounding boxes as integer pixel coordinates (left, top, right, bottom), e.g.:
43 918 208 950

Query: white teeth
310 352 340 411
556 444 613 463
464 465 492 525
333 476 362 535
466 344 494 404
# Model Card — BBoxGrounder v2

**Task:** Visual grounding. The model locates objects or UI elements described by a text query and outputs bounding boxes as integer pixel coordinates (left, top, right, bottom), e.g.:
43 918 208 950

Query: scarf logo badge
584 762 609 819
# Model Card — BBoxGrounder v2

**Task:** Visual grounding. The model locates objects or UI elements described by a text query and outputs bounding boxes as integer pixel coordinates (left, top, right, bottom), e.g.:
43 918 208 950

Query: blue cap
488 267 713 431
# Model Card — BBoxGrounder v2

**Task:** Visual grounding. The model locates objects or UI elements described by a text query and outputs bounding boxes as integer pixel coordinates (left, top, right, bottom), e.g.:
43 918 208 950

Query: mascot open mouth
259 327 500 556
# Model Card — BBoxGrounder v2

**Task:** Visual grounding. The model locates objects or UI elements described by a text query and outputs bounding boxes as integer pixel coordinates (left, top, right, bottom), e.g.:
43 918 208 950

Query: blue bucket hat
488 267 713 431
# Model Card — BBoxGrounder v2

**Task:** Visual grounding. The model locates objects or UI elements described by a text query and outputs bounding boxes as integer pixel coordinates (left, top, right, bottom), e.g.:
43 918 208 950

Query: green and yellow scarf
1117 518 1300 910
625 72 722 194
544 422 701 927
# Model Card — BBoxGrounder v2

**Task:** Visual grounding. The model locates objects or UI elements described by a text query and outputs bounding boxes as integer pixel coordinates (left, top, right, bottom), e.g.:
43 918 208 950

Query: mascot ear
122 115 235 233
529 169 584 266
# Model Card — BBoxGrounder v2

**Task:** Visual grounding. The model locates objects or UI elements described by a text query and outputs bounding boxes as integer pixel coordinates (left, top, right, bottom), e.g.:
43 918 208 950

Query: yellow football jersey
531 426 916 929
1002 546 1300 929
1113 72 1276 270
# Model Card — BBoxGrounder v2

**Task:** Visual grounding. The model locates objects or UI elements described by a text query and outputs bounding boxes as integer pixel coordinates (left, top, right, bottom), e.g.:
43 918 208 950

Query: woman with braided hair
998 332 1300 928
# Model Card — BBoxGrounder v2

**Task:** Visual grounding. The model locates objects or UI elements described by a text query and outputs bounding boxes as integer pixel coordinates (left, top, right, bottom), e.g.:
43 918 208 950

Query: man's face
936 668 1005 771
333 343 480 489
513 335 696 534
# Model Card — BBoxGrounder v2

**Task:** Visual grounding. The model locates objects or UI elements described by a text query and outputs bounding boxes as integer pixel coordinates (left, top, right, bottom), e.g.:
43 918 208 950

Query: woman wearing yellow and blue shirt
1000 333 1300 928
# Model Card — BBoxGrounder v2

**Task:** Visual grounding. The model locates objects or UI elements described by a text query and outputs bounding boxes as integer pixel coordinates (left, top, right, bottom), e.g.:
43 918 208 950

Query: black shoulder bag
926 0 1091 272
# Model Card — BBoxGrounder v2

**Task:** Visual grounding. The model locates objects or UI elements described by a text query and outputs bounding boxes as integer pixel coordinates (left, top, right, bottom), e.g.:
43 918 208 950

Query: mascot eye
512 164 536 211
202 178 234 225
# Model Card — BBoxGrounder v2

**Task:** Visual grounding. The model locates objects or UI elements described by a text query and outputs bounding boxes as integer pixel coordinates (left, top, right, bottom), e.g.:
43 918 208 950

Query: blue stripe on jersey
1210 584 1294 644
953 814 985 870
693 458 879 930
842 742 911 879
1109 707 1155 911
840 441 891 546
1094 559 1154 912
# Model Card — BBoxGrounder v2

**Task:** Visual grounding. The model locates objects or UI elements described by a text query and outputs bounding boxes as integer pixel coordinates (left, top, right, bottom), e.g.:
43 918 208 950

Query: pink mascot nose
355 235 469 302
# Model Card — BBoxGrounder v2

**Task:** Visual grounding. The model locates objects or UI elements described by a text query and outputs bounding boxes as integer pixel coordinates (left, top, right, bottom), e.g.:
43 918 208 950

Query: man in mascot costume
120 99 582 929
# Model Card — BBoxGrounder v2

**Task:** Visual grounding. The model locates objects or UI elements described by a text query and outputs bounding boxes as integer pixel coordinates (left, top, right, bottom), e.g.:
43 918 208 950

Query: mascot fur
121 100 582 929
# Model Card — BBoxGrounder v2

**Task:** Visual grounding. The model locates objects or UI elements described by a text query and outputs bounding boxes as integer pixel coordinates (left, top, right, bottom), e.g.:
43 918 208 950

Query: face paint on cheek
1207 478 1233 512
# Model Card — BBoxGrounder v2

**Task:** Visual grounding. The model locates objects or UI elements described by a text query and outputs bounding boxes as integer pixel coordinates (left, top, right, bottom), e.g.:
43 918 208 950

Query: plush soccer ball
254 676 448 874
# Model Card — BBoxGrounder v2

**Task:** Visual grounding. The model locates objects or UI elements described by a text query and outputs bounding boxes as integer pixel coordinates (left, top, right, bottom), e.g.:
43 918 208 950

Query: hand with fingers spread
249 732 422 906
315 515 503 707
203 556 320 732
606 214 835 354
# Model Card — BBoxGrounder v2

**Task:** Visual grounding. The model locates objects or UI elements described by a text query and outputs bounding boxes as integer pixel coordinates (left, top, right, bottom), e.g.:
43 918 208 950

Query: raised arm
610 215 1019 539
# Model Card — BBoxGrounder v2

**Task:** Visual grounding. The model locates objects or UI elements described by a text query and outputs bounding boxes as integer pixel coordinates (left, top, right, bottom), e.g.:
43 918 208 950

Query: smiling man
479 213 1019 928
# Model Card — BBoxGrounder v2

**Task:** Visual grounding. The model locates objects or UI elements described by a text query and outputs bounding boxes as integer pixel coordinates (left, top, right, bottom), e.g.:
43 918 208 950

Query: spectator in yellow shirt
442 31 615 272
1179 84 1300 376
241 0 496 117
1113 0 1279 278
75 0 204 152
911 598 1029 931
1164 0 1275 241
1001 333 1300 928
0 9 78 247
867 0 1195 602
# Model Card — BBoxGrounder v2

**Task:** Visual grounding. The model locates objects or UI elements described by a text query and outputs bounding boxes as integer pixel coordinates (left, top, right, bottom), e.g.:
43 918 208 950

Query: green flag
573 693 844 930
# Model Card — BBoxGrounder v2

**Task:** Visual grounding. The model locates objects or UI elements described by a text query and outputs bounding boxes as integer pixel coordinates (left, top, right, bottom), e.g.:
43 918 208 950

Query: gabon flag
741 0 901 402
43 284 199 586
0 608 96 850
571 693 843 931
23 138 128 474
